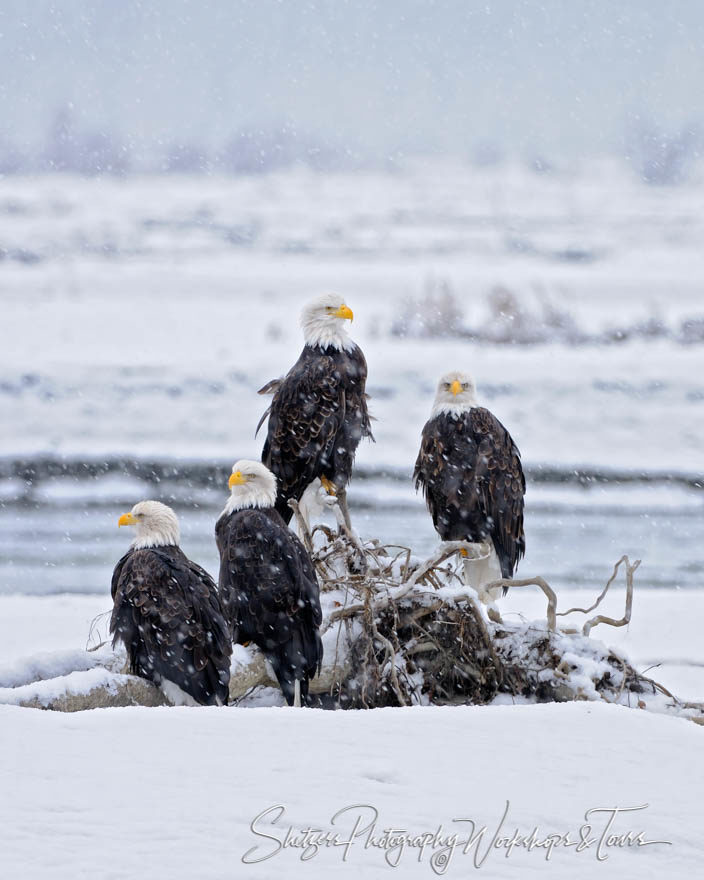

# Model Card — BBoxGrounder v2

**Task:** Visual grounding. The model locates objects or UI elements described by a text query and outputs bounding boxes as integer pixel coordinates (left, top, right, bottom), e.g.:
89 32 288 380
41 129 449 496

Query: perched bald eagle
215 460 323 706
414 371 525 599
111 501 231 706
258 293 373 528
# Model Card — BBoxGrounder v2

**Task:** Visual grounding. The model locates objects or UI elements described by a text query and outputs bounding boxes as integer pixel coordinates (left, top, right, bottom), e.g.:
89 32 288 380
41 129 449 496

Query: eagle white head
300 293 355 352
431 370 478 418
223 459 278 514
118 500 180 550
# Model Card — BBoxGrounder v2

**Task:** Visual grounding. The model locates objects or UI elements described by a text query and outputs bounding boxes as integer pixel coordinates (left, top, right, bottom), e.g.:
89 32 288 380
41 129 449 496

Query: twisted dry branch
484 576 558 631
581 557 639 636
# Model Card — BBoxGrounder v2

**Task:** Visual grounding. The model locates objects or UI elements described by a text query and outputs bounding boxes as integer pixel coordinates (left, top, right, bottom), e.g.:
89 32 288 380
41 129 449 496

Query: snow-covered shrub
679 316 704 345
220 125 342 174
163 143 209 173
627 120 701 186
390 285 704 347
390 279 465 338
42 107 130 175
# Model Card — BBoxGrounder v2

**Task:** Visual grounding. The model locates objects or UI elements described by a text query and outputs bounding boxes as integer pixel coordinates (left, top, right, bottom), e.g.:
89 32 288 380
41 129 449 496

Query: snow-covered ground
0 589 698 878
2 336 703 475
1 580 702 878
0 576 702 879
1 701 701 879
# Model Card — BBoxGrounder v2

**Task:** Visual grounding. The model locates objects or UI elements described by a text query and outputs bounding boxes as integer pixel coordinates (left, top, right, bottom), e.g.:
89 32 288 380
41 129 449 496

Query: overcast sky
1 0 703 159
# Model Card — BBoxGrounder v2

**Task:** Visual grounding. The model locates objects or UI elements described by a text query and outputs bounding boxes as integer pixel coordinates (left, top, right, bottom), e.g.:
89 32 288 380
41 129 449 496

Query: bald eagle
414 371 525 599
258 293 373 528
111 500 231 706
215 460 323 707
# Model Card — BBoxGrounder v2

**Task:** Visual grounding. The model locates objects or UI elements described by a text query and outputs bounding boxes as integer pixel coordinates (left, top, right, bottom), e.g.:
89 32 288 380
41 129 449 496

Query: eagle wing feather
110 547 231 705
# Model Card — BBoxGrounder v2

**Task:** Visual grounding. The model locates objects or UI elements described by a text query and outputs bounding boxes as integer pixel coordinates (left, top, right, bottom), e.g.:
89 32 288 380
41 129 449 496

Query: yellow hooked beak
118 512 136 527
334 304 354 321
450 380 462 396
229 471 247 489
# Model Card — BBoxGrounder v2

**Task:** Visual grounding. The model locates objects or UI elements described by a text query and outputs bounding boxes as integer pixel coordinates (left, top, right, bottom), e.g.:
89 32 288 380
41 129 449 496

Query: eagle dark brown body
414 407 526 579
215 505 323 705
110 545 232 705
260 343 373 523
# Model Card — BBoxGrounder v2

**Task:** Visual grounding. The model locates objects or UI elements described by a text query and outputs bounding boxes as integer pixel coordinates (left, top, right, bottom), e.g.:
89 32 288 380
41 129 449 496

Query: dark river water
0 471 702 595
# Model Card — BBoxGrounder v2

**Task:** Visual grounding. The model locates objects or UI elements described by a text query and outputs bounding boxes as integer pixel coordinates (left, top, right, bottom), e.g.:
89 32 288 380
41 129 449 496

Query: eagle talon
320 476 337 496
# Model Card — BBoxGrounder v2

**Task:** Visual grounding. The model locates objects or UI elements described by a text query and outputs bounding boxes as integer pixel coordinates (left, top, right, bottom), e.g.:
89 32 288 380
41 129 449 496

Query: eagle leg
335 486 352 530
461 542 503 604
